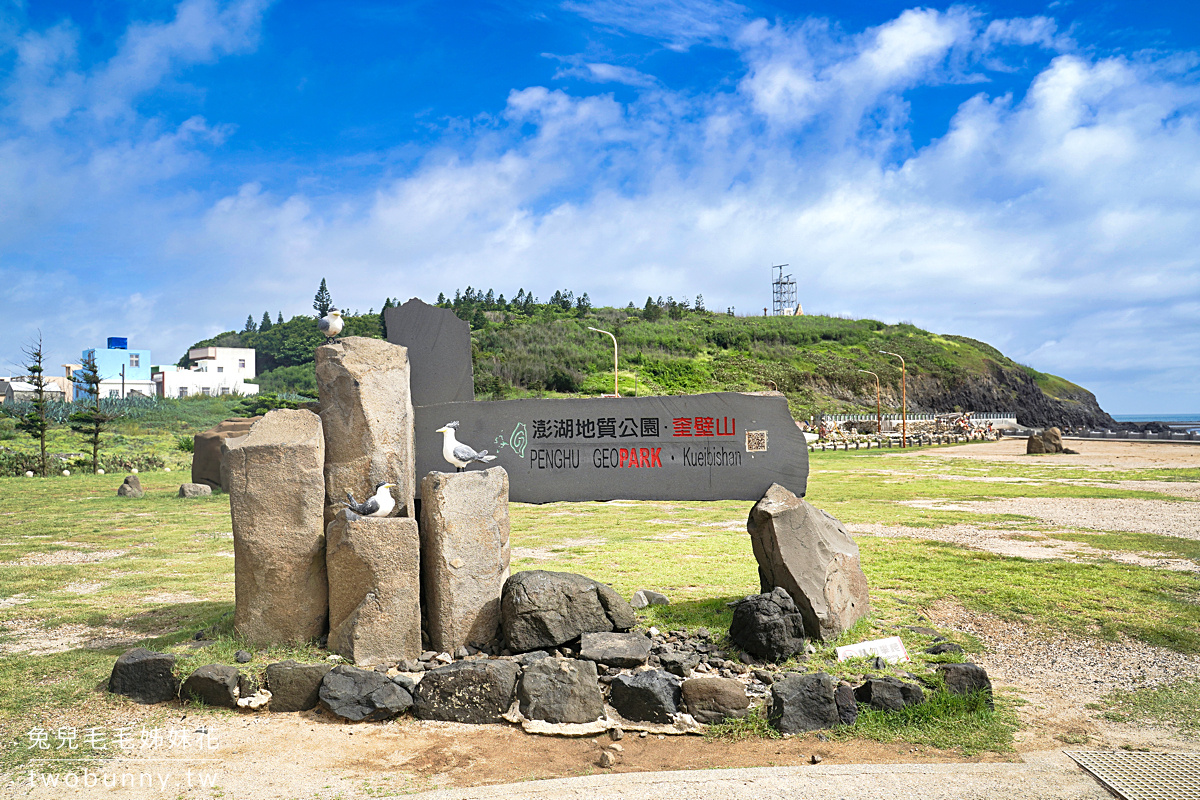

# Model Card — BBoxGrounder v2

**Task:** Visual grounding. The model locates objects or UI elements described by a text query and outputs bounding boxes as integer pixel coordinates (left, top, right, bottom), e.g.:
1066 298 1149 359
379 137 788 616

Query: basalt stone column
316 337 416 525
748 483 870 641
326 510 422 665
193 417 260 490
225 409 328 645
419 468 510 653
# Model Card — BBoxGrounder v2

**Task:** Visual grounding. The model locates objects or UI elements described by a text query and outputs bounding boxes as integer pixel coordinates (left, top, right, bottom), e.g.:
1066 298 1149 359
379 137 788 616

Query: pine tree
243 314 257 333
276 311 284 325
69 351 116 474
381 297 395 339
642 296 662 321
16 334 50 477
313 278 333 316
575 292 591 315
260 311 273 331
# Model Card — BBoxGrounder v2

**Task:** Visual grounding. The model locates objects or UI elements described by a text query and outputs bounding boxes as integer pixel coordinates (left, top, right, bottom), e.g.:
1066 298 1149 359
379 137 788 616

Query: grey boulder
630 590 669 609
608 670 681 724
728 587 807 664
116 475 144 499
177 483 212 498
767 671 839 733
517 657 604 724
108 648 178 704
680 677 750 724
834 682 858 725
319 664 412 722
748 485 870 641
266 660 333 712
501 570 636 653
937 663 994 708
657 647 700 678
412 659 521 724
181 664 241 709
580 632 651 668
854 677 924 711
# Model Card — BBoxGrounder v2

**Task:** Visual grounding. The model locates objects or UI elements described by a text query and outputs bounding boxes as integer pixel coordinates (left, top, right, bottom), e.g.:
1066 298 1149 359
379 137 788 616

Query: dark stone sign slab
414 392 808 503
384 298 474 407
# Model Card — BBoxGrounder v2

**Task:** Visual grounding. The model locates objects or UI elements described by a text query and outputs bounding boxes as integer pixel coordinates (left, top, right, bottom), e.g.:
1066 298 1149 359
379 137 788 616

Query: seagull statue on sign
318 308 344 342
436 422 497 472
343 482 397 518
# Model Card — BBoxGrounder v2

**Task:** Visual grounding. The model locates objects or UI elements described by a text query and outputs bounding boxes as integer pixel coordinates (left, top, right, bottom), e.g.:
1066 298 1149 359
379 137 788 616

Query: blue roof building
73 338 155 400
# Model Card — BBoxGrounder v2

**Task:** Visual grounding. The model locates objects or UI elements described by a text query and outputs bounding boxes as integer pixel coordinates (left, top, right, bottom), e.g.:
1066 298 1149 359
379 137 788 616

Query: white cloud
561 0 749 51
552 61 661 88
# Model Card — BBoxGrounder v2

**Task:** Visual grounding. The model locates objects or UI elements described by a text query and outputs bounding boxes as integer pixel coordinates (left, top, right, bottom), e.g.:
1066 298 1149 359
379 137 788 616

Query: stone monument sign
386 298 809 503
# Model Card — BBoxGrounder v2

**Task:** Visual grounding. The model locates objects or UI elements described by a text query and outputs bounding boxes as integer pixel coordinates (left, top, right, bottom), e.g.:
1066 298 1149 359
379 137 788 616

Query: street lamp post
588 327 620 397
858 369 882 436
879 351 907 448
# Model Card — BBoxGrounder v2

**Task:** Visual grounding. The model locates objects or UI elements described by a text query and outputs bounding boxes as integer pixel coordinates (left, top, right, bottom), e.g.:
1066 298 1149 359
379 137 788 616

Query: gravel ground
848 522 1200 572
927 603 1200 705
922 438 1200 469
899 497 1198 540
405 753 1113 800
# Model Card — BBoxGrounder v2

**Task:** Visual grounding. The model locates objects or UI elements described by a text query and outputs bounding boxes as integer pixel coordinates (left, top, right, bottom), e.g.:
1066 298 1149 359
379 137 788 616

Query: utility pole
880 352 907 447
858 370 882 435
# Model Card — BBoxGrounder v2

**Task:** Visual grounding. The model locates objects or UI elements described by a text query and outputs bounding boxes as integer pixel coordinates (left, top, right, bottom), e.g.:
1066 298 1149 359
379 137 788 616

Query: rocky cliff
905 364 1117 430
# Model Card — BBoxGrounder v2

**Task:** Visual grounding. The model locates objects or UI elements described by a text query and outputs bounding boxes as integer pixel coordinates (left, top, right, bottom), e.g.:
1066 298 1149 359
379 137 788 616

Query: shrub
68 453 166 474
0 449 45 477
177 435 195 453
234 392 315 417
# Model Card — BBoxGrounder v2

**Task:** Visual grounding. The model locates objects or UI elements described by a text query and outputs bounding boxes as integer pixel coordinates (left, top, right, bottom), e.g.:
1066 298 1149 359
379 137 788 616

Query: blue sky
2 0 1198 414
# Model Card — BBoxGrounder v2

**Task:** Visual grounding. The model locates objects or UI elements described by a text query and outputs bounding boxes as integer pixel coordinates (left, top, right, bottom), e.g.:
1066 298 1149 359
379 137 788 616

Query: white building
153 347 260 398
3 380 65 404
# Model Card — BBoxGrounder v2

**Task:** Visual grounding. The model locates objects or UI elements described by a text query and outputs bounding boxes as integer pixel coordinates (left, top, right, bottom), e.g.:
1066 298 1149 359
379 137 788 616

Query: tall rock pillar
224 409 328 645
326 510 422 665
316 337 416 524
420 468 511 652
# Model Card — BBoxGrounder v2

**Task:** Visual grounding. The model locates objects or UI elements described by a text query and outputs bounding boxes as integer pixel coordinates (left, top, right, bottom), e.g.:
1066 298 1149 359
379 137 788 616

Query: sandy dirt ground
921 437 1200 469
4 440 1198 799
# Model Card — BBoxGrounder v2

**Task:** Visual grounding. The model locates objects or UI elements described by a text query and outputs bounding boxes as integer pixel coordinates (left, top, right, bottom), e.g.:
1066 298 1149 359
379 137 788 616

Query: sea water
1112 414 1200 431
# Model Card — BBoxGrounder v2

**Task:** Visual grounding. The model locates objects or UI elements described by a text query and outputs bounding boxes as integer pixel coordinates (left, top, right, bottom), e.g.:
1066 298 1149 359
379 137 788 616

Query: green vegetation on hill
186 288 1110 425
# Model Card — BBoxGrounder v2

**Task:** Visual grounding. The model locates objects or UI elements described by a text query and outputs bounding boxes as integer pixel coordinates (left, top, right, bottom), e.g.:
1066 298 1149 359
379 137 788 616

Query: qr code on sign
745 430 768 452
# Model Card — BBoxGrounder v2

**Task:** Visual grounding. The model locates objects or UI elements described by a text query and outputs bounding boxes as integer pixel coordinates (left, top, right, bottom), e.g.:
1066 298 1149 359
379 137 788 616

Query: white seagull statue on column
318 308 344 341
343 482 396 517
436 422 497 472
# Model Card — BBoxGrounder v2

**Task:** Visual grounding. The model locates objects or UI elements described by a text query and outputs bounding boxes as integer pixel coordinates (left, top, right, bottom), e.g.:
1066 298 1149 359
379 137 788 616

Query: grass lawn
0 445 1197 770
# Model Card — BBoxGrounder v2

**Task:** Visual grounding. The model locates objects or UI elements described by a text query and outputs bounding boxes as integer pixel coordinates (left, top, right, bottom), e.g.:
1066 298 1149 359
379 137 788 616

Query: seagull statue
318 308 344 342
436 422 497 472
343 482 397 517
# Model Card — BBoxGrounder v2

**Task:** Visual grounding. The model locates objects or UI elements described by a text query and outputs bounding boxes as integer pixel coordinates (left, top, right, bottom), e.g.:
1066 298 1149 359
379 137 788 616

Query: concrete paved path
410 750 1110 800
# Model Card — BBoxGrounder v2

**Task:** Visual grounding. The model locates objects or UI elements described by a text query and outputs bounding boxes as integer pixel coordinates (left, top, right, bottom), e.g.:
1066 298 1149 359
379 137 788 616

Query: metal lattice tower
772 264 796 316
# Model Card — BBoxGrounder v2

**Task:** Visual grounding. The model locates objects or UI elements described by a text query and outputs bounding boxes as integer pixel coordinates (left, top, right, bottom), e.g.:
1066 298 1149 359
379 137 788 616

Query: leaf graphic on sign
494 422 529 458
509 422 528 457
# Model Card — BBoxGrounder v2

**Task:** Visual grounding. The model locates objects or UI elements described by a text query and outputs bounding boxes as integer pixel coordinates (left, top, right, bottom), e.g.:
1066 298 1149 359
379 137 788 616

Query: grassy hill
183 291 1114 428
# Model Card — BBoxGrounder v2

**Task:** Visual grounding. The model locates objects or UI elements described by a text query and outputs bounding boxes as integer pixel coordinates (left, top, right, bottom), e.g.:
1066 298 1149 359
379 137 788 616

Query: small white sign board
836 636 909 664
